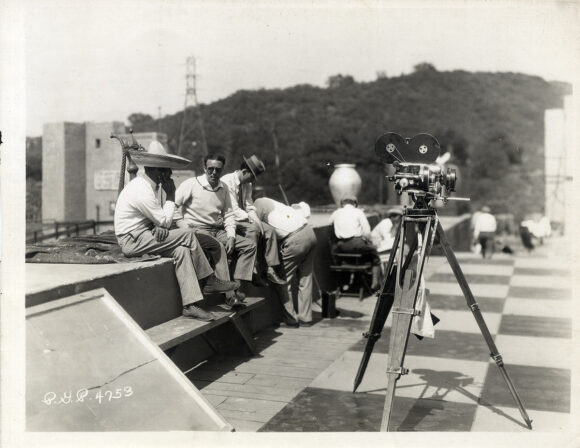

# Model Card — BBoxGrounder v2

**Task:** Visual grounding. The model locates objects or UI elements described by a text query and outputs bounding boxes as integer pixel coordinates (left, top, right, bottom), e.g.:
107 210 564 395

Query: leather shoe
282 318 299 328
233 290 246 302
182 305 216 322
252 274 269 287
266 267 288 285
225 295 245 309
299 320 313 327
202 275 240 294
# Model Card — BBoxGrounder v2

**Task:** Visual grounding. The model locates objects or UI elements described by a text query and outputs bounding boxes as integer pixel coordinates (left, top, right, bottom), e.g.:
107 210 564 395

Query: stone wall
42 122 86 221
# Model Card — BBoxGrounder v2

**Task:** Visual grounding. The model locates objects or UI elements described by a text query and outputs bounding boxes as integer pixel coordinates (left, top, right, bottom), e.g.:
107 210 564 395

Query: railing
26 220 114 243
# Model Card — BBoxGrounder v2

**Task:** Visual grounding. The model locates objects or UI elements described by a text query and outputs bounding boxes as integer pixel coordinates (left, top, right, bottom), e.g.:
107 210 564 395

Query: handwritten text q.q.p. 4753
42 386 134 406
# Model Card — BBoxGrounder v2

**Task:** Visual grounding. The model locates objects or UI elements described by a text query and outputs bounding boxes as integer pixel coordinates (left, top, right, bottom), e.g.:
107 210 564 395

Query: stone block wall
42 122 86 221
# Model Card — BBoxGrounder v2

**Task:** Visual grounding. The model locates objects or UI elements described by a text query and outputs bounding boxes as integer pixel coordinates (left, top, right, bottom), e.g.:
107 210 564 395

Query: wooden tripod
353 200 533 431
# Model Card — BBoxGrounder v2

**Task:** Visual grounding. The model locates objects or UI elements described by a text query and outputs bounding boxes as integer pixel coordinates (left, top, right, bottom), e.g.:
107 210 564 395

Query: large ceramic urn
328 163 362 205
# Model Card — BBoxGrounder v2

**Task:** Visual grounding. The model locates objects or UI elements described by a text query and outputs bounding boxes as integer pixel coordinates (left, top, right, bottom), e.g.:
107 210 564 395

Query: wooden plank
191 379 301 400
146 296 266 350
330 265 369 271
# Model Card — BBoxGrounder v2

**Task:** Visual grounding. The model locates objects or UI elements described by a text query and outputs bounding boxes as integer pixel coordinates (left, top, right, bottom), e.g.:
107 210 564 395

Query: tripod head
375 132 469 207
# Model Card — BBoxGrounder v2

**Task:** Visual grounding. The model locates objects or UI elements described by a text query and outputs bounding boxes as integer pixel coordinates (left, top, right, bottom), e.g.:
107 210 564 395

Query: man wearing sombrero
220 155 287 287
114 141 239 322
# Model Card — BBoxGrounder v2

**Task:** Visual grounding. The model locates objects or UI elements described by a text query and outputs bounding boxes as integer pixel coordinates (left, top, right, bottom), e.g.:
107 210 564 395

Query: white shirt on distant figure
114 175 175 236
253 198 308 239
220 171 257 222
371 218 396 252
328 204 371 239
473 212 497 237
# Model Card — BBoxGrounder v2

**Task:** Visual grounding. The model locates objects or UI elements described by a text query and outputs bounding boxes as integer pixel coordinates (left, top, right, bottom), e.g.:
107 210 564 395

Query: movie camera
375 132 463 203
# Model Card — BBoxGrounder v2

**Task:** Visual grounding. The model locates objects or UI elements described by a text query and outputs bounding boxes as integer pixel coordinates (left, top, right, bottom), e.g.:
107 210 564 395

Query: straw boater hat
243 154 266 178
129 141 191 169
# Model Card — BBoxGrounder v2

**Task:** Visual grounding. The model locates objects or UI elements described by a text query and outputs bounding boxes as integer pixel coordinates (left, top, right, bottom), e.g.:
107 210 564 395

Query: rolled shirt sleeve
173 181 191 226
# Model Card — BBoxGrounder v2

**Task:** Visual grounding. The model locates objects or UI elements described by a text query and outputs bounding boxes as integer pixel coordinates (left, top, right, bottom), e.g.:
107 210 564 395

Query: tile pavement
187 237 575 432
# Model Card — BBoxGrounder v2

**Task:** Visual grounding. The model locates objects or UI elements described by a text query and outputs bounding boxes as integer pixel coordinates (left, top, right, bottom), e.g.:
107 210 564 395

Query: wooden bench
146 296 267 355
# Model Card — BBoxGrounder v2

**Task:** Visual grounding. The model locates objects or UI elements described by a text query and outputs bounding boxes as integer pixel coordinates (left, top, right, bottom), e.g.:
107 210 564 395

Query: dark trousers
335 236 381 265
477 232 495 259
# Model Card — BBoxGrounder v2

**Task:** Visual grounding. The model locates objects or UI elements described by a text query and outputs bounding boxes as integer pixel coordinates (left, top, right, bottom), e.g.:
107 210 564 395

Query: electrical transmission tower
177 56 208 158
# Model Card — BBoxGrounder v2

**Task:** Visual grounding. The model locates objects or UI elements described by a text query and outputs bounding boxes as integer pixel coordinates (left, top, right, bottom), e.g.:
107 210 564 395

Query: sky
21 0 580 136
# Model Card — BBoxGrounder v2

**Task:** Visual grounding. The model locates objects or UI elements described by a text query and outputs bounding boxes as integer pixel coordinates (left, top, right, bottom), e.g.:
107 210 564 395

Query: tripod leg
436 222 533 429
353 216 419 392
380 218 434 431
353 219 403 392
380 272 419 431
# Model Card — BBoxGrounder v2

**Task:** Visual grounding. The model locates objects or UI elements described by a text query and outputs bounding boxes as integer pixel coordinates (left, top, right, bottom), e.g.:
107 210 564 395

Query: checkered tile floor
259 241 574 432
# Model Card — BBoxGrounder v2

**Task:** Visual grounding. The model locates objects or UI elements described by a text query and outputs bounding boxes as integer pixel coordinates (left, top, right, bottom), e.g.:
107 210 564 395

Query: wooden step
146 296 266 351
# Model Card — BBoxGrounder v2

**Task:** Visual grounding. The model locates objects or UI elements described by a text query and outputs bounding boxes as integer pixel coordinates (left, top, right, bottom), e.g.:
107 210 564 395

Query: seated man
253 197 317 327
328 195 382 291
114 141 239 322
174 154 257 297
371 207 403 254
220 154 287 287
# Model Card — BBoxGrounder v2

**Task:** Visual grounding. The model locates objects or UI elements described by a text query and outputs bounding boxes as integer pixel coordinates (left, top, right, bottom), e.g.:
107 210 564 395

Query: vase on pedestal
328 164 362 206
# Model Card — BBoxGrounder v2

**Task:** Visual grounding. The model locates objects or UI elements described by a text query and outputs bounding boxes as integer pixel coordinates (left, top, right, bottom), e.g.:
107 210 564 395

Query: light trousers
236 220 281 268
117 228 213 307
278 225 317 323
193 226 257 282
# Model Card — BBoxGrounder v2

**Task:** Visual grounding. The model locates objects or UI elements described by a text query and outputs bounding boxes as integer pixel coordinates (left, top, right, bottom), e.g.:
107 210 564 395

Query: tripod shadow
390 369 526 430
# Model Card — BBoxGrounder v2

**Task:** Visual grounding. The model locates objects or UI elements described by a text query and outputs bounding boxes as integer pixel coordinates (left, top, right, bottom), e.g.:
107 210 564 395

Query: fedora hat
128 141 191 169
243 154 266 178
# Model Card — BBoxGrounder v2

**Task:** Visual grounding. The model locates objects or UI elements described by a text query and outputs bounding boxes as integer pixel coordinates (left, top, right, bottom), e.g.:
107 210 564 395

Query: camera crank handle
444 197 470 201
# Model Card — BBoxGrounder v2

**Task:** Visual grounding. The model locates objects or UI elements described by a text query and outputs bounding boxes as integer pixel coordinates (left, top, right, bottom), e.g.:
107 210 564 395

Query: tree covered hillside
28 66 570 223
128 66 569 221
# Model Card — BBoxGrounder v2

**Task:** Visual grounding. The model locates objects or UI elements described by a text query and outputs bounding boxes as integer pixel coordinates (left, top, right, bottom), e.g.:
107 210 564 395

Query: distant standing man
220 155 287 286
114 142 238 322
254 197 317 327
473 205 497 259
174 154 257 295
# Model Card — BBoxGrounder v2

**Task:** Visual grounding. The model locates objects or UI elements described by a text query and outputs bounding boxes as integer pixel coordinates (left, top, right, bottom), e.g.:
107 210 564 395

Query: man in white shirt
174 154 257 297
254 197 317 327
114 142 239 322
328 195 382 291
371 207 403 253
220 155 287 286
473 205 497 259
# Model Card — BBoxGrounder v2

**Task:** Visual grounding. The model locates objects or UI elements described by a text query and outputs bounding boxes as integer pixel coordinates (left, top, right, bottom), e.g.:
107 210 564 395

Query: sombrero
128 141 191 169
